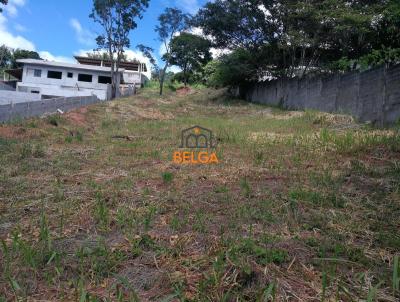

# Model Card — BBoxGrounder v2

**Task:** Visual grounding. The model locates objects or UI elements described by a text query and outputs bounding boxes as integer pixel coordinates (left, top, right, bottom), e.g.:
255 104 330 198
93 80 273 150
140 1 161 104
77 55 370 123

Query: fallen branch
111 135 137 141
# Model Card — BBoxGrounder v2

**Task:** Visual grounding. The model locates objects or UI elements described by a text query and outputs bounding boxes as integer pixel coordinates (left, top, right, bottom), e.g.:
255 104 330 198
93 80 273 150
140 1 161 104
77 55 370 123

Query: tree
0 45 12 69
194 0 398 84
136 44 160 83
0 0 7 13
155 8 190 95
11 49 41 68
137 44 157 68
90 0 149 98
169 33 212 86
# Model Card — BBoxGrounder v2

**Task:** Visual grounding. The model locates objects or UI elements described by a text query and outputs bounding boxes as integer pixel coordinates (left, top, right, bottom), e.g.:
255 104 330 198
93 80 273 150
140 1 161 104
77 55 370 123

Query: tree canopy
194 0 400 86
0 0 7 13
169 33 212 86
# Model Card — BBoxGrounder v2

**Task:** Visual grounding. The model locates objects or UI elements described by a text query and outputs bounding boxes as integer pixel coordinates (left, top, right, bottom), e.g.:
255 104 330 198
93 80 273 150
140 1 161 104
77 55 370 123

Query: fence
0 90 41 105
0 95 101 122
243 64 400 125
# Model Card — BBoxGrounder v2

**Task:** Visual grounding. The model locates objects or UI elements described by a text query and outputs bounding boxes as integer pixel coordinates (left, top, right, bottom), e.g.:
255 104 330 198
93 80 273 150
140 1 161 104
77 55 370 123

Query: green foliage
195 0 400 81
162 171 173 183
46 114 61 127
169 33 212 86
93 192 110 230
10 49 41 69
230 238 288 265
393 255 400 293
204 49 257 87
0 45 12 68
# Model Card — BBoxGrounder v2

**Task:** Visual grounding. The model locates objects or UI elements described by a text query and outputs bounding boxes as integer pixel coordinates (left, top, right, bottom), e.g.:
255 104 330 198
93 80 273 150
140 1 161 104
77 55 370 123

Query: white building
15 59 124 100
74 56 149 87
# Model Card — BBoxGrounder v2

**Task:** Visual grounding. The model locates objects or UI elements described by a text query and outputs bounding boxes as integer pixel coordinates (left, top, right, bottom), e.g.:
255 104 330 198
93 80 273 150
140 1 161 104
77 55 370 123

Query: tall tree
0 0 7 13
90 0 149 98
155 8 190 95
169 33 212 86
0 45 12 69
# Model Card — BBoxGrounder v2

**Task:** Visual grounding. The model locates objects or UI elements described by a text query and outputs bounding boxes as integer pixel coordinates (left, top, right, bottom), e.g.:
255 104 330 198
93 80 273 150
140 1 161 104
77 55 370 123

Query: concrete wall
0 90 41 105
123 71 150 86
0 95 101 122
244 64 400 124
118 84 136 98
0 81 16 91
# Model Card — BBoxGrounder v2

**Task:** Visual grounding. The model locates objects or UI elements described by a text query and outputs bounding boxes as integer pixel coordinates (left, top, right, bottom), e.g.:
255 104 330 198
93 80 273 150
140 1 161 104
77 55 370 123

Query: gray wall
0 90 41 105
244 64 400 124
0 95 101 122
0 81 16 91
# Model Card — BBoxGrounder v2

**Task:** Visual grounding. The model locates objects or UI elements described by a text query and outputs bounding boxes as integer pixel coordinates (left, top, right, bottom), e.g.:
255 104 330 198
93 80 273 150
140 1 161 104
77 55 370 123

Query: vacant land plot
0 87 399 301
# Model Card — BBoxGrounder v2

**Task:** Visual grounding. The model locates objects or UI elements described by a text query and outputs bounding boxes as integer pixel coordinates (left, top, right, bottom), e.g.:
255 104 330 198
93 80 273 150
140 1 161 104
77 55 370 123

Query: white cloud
69 18 95 46
38 51 75 64
159 42 167 57
3 0 26 17
210 48 231 59
188 27 231 59
14 23 27 32
168 65 181 73
0 13 74 63
0 14 34 50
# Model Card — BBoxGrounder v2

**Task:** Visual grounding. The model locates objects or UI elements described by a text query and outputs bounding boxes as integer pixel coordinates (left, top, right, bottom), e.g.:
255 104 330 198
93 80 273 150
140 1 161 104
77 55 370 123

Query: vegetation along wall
245 64 400 125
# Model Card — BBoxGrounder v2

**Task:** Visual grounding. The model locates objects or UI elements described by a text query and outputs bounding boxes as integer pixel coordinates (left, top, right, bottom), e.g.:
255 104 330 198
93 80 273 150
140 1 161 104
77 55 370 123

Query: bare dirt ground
0 86 399 301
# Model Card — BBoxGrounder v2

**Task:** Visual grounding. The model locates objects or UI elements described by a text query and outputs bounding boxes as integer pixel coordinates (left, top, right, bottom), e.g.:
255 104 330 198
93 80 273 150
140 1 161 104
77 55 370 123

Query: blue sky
0 0 208 72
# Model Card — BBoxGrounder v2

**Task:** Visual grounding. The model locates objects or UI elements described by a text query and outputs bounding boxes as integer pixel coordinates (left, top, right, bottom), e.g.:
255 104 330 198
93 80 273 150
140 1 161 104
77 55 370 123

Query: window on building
78 73 93 82
34 69 41 77
98 75 112 84
67 72 73 78
47 70 62 79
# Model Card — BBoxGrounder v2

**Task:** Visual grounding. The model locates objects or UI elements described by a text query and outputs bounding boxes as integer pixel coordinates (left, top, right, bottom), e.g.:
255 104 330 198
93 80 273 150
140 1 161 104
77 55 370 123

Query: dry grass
0 86 399 301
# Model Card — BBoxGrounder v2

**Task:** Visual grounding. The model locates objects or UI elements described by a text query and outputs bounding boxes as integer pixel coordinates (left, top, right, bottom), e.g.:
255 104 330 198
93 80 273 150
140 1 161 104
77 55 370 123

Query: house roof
74 56 147 72
16 59 125 73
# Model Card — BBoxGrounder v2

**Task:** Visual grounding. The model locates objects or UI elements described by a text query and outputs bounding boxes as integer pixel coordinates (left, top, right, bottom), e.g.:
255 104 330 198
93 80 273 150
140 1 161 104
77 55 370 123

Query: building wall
17 64 118 100
123 70 149 85
0 90 41 105
243 64 400 125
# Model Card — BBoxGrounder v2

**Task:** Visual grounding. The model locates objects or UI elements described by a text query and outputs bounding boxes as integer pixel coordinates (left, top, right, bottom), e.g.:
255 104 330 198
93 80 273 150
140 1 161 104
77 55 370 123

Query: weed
393 255 400 293
143 205 157 231
75 131 83 142
47 115 61 126
76 240 126 282
214 185 228 193
162 171 174 183
20 142 32 159
254 150 264 165
367 282 383 302
230 238 288 265
262 282 276 301
93 192 109 230
130 234 156 257
240 177 251 198
65 135 73 143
